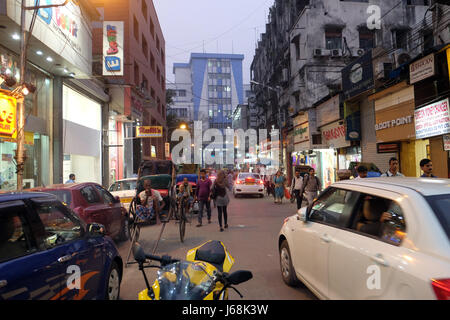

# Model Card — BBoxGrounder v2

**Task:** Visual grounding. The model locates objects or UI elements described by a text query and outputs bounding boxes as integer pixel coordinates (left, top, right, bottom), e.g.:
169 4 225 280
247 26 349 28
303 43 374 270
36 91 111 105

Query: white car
109 178 137 211
278 177 450 300
233 173 264 198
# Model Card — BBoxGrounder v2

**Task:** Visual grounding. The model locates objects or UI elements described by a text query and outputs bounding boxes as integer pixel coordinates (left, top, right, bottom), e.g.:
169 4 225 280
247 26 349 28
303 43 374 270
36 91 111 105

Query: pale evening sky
153 0 274 85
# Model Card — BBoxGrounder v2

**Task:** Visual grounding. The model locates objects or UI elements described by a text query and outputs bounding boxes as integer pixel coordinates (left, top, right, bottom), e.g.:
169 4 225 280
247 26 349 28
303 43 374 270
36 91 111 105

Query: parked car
233 173 264 198
109 178 137 211
0 192 123 300
278 177 450 300
30 183 129 242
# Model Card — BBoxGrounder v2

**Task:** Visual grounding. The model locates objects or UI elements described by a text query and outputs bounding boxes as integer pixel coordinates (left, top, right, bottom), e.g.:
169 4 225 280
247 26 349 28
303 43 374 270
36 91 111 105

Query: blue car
0 192 123 300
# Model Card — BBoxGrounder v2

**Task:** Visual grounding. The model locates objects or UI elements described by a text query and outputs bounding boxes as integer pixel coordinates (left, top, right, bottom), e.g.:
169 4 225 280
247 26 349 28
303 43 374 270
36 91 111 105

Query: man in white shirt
290 170 304 209
381 157 405 177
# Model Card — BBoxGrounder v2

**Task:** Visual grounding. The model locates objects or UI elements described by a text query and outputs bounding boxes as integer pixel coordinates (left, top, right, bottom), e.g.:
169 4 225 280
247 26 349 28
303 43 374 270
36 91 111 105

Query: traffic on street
0 0 449 307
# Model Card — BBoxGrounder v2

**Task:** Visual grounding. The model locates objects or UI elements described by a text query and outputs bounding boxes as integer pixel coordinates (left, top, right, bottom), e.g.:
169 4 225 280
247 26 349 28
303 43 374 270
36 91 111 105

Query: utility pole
15 0 71 190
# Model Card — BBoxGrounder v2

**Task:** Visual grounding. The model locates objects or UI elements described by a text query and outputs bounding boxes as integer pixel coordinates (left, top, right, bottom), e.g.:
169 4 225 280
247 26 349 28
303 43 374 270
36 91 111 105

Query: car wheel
105 261 121 300
118 218 130 242
280 240 300 287
260 194 264 198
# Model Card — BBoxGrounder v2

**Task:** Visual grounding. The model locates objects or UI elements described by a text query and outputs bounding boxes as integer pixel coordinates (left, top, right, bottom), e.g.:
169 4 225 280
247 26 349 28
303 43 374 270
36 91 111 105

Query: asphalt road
116 193 317 300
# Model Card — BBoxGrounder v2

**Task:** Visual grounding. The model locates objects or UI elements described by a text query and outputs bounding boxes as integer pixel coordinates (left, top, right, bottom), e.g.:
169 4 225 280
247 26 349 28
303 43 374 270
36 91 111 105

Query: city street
117 195 317 300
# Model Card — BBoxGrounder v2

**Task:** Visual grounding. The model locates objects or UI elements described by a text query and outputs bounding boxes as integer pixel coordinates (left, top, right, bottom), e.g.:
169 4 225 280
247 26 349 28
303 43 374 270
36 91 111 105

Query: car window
109 183 118 192
44 190 72 206
81 186 100 204
310 188 359 228
351 194 407 246
0 201 36 263
426 194 450 241
94 185 115 204
33 203 83 249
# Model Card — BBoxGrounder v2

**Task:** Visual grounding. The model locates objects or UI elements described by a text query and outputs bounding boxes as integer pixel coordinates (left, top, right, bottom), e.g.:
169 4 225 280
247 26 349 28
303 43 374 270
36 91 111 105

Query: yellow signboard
447 48 450 82
0 92 17 139
136 126 163 138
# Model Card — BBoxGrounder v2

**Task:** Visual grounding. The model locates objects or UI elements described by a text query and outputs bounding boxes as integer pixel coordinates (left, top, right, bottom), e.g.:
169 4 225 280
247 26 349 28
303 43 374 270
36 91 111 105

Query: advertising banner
410 53 435 84
342 50 374 100
321 121 350 149
103 21 124 76
136 126 163 138
415 98 450 139
0 92 17 139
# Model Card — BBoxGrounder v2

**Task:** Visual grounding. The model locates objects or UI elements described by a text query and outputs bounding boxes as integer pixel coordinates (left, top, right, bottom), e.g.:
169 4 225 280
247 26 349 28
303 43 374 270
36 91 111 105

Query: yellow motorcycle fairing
186 240 235 273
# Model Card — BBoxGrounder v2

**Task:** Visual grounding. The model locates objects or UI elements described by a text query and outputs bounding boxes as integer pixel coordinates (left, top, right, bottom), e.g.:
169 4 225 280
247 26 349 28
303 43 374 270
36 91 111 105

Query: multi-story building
91 0 166 183
172 53 244 131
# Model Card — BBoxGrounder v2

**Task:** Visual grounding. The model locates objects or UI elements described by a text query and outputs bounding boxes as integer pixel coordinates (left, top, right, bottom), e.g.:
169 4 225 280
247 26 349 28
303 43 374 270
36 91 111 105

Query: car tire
280 240 301 287
260 194 264 198
105 261 121 300
118 218 129 242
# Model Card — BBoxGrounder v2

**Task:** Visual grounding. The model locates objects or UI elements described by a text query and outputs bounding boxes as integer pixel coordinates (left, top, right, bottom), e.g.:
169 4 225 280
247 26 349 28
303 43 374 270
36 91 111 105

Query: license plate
121 197 133 204
246 182 255 185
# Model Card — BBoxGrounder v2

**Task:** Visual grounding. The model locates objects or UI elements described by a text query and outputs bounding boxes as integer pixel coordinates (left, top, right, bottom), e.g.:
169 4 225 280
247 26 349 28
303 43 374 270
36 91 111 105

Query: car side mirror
226 270 253 285
87 223 106 237
297 207 308 222
114 196 121 203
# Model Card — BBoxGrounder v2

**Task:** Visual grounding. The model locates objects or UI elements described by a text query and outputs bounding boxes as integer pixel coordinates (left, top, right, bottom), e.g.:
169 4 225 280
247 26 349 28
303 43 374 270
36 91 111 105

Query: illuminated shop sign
0 92 17 139
103 21 124 76
136 126 163 138
415 98 450 139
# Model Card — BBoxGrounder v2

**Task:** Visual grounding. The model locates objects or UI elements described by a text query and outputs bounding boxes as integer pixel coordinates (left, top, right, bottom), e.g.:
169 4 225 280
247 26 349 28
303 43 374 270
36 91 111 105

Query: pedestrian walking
65 174 76 184
227 170 234 187
290 170 304 210
211 170 231 232
274 170 286 204
195 169 212 227
420 159 438 178
381 157 405 177
302 168 321 207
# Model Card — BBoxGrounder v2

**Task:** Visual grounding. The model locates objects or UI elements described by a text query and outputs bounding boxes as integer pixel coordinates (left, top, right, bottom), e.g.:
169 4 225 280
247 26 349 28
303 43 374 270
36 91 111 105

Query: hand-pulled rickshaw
125 160 180 267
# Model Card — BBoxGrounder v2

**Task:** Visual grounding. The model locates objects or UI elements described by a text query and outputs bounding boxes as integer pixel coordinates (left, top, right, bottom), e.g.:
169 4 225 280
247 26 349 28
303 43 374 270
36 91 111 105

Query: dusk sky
153 0 274 84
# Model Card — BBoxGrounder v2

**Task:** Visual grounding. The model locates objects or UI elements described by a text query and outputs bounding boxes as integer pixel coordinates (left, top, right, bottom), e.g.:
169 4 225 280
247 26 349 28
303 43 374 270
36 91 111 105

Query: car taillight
432 279 450 300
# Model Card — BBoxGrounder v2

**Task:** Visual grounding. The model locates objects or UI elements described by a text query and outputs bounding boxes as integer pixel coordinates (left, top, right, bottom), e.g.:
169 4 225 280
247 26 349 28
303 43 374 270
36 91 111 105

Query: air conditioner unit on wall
331 49 342 58
393 49 412 68
354 48 365 57
314 48 331 57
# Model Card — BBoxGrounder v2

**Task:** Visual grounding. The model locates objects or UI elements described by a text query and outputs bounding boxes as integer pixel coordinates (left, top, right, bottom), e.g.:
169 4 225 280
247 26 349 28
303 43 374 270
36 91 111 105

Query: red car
30 183 129 242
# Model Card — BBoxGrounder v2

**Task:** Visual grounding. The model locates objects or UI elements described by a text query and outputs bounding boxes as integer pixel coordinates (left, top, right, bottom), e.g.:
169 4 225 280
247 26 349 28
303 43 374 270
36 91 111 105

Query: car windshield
239 173 260 180
109 180 137 192
426 194 450 241
44 190 72 206
155 261 216 300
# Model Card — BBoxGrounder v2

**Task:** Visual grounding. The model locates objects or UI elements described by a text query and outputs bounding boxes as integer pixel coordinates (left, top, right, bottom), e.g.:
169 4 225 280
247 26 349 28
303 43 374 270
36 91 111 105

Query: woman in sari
273 170 286 204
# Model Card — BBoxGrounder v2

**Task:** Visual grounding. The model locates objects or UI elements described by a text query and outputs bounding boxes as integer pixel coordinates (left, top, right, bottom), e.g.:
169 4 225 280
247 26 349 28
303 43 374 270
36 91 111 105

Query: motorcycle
132 240 253 300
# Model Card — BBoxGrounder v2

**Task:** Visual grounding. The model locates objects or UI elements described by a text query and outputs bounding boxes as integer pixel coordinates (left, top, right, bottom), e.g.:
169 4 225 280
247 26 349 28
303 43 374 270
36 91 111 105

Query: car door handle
371 254 389 267
320 234 332 243
57 255 72 263
0 280 7 289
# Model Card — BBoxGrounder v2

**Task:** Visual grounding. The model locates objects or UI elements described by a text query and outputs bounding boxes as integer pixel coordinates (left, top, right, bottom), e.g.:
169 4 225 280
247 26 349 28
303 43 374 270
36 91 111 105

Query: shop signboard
377 142 400 154
103 21 124 76
447 48 450 83
414 98 450 139
344 102 361 141
151 145 157 158
293 113 310 152
444 134 450 151
0 92 17 139
321 121 350 149
316 95 341 128
136 126 163 138
342 50 374 100
410 53 435 84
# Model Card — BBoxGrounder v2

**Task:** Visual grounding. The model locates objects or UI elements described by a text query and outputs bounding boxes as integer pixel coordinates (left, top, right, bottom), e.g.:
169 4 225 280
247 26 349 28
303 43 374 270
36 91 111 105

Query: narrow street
117 195 317 300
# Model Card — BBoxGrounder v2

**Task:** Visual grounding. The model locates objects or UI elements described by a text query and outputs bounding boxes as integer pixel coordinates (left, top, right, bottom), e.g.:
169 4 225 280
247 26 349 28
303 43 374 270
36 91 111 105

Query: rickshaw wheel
128 198 140 242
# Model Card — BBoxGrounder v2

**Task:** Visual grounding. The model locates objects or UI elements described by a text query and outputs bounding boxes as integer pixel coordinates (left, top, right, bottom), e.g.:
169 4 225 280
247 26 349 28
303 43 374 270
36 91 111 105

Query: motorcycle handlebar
145 253 179 266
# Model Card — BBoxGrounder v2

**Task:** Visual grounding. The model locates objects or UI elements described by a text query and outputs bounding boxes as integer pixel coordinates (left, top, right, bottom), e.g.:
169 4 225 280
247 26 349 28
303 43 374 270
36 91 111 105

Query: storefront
62 85 102 184
0 47 52 190
370 82 422 177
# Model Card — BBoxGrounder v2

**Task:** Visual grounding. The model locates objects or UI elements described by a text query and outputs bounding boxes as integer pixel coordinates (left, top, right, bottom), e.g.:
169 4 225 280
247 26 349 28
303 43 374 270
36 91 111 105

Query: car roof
29 182 101 191
112 178 137 182
0 192 57 203
334 177 450 196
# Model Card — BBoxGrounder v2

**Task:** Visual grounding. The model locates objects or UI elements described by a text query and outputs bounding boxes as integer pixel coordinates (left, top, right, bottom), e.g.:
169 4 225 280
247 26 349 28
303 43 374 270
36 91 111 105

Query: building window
157 68 160 83
151 88 155 99
150 53 155 72
325 28 342 50
141 75 148 92
142 0 148 21
359 28 374 50
178 90 186 97
161 49 165 63
142 34 148 59
156 36 160 51
393 29 408 50
134 61 139 86
133 15 139 42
